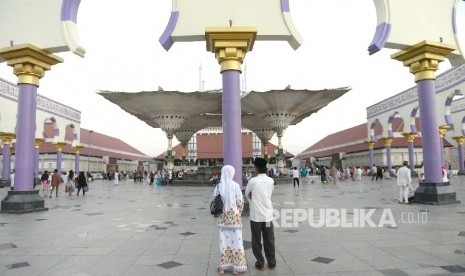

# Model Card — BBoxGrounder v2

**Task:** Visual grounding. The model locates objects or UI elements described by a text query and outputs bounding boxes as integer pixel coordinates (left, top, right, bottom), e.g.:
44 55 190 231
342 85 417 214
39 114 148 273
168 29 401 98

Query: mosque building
0 77 150 185
296 64 465 175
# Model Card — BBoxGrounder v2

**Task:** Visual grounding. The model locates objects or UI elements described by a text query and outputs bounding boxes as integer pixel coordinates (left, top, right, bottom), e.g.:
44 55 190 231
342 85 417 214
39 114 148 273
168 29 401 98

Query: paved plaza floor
0 176 464 276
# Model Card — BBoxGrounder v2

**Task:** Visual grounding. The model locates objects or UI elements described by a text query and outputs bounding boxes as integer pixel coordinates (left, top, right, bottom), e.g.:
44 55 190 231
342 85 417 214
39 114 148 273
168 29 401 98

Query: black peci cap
254 157 267 168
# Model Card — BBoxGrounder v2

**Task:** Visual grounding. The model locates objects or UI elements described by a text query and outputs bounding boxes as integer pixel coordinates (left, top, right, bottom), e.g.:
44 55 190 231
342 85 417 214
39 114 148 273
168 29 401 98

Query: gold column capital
391 40 455 82
35 138 45 149
0 44 63 86
452 136 465 145
74 145 84 154
205 27 257 72
0 132 16 145
365 141 376 149
382 137 393 147
402 132 416 143
438 125 451 138
54 142 67 152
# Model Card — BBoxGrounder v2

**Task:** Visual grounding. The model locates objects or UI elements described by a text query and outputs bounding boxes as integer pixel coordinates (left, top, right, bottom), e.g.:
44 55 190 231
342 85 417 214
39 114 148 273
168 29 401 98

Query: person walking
49 169 60 198
245 157 276 271
396 161 411 204
330 166 338 184
214 165 247 275
10 170 15 190
376 166 383 181
114 171 119 186
76 171 88 196
40 170 49 195
301 166 308 184
65 170 75 197
371 164 377 181
291 167 300 189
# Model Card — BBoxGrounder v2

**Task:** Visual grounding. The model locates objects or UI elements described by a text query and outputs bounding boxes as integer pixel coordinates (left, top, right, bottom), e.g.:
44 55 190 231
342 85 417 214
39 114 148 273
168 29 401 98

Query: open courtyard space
0 176 464 276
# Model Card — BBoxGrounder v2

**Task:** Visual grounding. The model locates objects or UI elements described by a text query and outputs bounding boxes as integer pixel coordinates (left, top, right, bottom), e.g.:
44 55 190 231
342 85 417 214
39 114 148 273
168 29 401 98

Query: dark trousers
250 221 276 268
293 177 300 187
77 186 86 195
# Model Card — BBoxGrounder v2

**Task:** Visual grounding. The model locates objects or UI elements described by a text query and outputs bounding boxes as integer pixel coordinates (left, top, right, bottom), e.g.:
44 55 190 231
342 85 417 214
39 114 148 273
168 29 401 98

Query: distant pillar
453 136 465 175
0 44 62 213
382 137 393 172
205 27 256 186
55 142 66 175
276 133 286 169
262 141 269 160
366 141 375 169
34 138 45 177
166 134 175 173
74 145 84 174
0 133 15 188
181 143 188 170
392 41 457 204
438 125 450 167
402 132 417 177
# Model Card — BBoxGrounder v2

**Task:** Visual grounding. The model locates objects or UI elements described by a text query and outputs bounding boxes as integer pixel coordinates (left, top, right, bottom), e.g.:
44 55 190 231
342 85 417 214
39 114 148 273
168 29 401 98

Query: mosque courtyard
0 176 464 276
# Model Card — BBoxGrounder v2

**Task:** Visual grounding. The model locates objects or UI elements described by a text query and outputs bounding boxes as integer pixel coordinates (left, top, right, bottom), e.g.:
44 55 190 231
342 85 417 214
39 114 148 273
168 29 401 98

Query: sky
1 0 464 157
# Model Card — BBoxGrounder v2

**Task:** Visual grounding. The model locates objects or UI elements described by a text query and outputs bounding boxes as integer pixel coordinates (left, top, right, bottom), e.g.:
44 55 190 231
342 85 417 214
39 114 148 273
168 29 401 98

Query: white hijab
218 165 242 212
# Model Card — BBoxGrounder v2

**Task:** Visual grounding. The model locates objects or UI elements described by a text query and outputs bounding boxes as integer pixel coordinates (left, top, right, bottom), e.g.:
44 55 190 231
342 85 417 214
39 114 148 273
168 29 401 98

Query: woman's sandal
217 268 225 275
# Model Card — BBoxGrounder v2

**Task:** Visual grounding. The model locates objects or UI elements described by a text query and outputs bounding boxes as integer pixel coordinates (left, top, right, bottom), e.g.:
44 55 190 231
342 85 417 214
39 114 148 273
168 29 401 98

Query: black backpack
210 188 223 215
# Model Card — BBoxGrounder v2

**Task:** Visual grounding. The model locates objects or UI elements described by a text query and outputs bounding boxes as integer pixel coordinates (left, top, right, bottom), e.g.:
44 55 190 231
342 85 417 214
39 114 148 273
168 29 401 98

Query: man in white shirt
291 167 300 188
396 161 412 204
245 157 276 271
371 164 377 181
10 170 15 190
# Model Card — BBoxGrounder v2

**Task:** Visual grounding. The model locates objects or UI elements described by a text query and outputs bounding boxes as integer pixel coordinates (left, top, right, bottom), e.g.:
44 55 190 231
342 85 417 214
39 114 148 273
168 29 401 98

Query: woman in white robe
214 165 247 275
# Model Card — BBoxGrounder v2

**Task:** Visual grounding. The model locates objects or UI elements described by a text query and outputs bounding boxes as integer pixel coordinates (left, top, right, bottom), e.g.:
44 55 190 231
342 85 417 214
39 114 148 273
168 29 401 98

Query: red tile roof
297 120 451 159
155 132 294 160
38 126 149 161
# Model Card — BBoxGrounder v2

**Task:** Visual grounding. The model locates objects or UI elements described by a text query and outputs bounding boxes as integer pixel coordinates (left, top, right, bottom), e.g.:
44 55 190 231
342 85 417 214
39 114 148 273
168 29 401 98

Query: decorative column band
402 132 416 143
365 141 375 149
35 138 45 149
438 125 451 138
0 44 63 86
0 133 15 145
10 146 15 155
382 137 393 147
391 40 455 82
55 142 67 152
452 136 465 145
74 145 84 154
205 27 257 72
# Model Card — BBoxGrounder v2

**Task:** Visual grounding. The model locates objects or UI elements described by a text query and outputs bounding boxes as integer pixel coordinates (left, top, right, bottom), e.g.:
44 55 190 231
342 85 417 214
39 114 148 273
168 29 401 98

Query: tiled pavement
0 176 464 276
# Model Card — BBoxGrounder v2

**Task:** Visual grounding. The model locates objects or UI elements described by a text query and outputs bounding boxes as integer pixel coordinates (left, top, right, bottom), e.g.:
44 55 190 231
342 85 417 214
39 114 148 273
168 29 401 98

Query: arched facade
366 64 465 171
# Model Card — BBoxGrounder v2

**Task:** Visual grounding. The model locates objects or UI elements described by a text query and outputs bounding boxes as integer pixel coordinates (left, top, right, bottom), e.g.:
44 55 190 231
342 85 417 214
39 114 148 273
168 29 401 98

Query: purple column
458 143 464 171
35 148 40 177
222 70 243 186
57 151 62 175
13 84 37 191
439 136 445 167
386 146 392 171
418 80 443 182
408 142 415 173
75 152 80 174
2 144 11 180
369 147 374 169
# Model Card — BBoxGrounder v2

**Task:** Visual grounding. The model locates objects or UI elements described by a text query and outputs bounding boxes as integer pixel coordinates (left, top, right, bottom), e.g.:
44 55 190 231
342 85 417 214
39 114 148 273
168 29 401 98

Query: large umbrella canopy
99 87 350 138
175 114 223 145
242 114 275 142
99 90 222 136
241 87 351 135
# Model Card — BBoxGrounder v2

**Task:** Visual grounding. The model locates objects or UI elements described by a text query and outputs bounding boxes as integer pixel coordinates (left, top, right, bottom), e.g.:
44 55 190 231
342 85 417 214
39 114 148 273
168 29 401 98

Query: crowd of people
37 169 88 198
